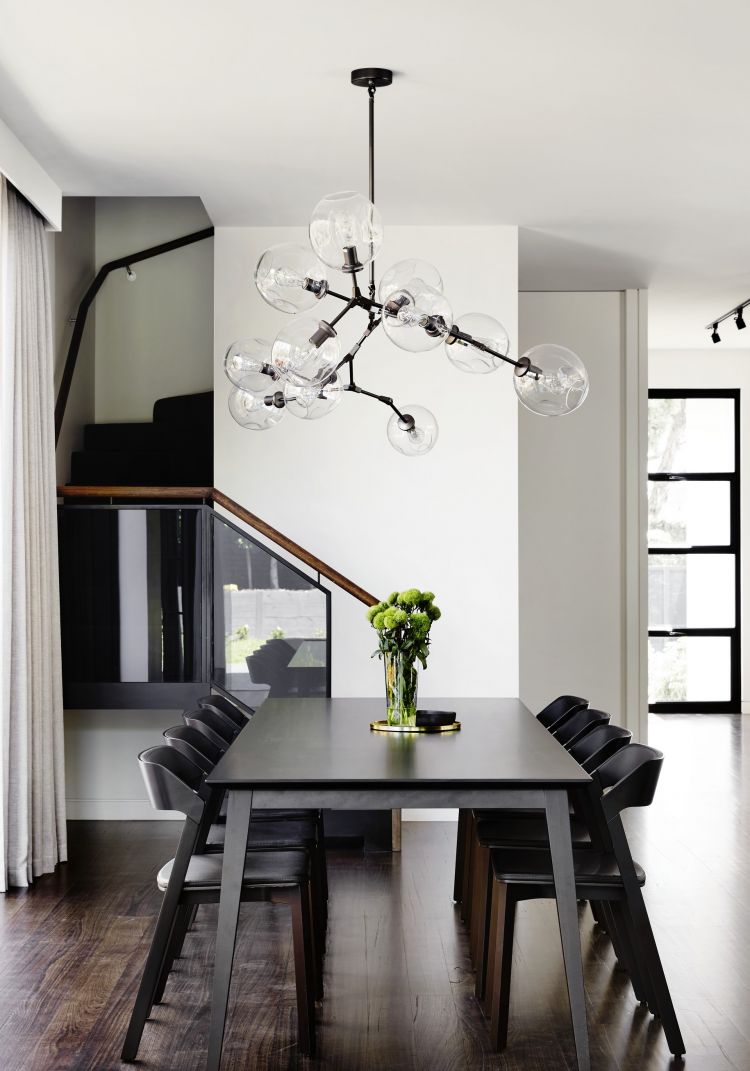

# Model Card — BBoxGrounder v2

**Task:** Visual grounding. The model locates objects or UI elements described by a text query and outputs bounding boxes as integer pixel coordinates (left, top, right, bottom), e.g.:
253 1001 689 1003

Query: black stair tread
84 422 212 453
71 448 213 487
153 391 213 426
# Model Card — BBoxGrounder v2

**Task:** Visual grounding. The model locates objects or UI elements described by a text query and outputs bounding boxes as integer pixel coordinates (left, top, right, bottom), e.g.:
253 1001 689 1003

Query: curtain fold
0 177 66 891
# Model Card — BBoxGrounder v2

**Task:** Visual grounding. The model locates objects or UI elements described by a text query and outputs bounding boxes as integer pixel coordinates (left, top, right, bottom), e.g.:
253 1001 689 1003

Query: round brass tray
369 720 461 734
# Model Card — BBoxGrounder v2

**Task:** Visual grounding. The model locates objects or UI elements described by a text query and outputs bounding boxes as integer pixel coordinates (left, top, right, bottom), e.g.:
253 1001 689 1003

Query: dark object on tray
416 709 456 728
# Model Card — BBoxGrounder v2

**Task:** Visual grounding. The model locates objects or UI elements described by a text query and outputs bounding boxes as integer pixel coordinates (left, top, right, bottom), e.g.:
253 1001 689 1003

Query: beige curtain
0 177 66 890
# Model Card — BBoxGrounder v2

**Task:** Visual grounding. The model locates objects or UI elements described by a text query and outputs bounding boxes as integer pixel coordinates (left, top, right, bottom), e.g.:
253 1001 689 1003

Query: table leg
206 789 253 1071
544 789 590 1071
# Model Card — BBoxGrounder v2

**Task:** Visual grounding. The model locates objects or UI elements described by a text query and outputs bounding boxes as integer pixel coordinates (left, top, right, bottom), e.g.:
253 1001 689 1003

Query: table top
207 698 591 792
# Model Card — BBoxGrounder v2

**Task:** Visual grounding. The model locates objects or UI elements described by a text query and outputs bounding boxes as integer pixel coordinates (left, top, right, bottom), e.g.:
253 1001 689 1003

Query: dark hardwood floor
0 713 748 1070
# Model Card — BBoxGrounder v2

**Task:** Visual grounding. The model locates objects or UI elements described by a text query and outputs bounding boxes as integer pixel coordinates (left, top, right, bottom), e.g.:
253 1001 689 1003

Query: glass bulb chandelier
224 68 589 457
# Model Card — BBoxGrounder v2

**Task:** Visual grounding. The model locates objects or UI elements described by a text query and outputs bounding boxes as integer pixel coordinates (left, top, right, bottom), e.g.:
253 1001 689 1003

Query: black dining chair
454 695 591 904
121 746 319 1061
536 694 589 731
553 706 610 749
183 706 240 750
484 743 684 1059
198 692 252 727
467 718 630 997
163 723 328 944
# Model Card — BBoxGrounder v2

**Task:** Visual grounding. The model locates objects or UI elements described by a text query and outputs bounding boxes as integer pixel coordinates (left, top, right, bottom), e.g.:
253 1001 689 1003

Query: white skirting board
402 809 458 822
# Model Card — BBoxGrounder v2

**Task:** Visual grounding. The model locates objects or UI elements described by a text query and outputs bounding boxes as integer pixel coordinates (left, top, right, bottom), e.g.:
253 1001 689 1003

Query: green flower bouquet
366 589 441 726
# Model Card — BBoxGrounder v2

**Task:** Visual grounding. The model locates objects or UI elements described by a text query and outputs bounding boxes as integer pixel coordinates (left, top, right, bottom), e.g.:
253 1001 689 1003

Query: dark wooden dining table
204 697 593 1071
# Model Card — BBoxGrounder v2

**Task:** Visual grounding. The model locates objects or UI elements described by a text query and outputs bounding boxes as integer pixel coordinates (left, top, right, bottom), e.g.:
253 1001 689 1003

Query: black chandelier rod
368 82 376 305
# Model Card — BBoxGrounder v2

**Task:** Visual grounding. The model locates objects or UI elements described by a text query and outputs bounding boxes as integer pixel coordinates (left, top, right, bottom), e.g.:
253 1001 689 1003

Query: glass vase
383 649 418 727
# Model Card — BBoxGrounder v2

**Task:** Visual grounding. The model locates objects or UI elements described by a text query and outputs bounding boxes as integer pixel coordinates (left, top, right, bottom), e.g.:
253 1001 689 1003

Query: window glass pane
212 515 328 701
648 553 735 628
648 397 735 473
58 507 203 683
647 480 731 547
648 636 731 703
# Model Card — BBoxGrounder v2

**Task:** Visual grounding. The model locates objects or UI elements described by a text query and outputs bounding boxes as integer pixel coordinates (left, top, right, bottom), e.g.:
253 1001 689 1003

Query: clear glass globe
255 243 328 314
377 259 443 303
445 313 510 374
387 405 439 457
514 344 589 417
271 314 341 389
309 191 383 271
284 372 344 420
224 337 277 393
228 386 286 431
381 284 452 353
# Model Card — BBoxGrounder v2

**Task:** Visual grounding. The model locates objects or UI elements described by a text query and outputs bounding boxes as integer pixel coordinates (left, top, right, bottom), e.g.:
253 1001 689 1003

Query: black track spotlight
711 323 721 344
736 309 746 331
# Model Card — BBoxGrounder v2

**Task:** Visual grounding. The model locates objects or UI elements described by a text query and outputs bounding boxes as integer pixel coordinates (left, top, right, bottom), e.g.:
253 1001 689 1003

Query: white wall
64 710 184 819
94 197 213 422
519 291 648 738
214 225 519 708
650 348 750 710
53 197 96 483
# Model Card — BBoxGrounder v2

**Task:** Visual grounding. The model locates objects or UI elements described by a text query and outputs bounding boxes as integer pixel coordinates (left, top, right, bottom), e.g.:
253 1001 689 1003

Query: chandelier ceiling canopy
224 68 589 456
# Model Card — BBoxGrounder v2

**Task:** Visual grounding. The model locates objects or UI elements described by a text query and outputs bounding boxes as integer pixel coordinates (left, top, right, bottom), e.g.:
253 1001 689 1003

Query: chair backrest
536 695 588 731
139 745 209 820
594 742 664 822
553 707 610 748
183 706 237 746
164 725 221 773
198 693 251 727
568 724 631 773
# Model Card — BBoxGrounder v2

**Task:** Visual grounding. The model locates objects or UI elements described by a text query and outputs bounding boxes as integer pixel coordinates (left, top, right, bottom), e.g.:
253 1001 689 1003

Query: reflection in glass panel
648 554 735 629
648 636 731 703
58 507 203 683
212 516 329 703
647 481 731 547
648 397 735 473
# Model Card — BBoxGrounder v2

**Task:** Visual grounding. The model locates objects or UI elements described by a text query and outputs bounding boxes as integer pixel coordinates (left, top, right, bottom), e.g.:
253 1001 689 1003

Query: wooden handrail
56 484 379 606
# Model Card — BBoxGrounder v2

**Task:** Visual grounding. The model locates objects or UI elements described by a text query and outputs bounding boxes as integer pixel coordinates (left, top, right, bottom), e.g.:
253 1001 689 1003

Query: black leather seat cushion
476 815 591 848
157 849 309 892
490 848 645 886
206 818 315 850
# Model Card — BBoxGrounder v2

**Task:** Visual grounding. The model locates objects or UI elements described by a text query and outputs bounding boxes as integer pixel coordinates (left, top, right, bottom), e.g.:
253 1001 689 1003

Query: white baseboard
402 809 458 822
66 799 182 821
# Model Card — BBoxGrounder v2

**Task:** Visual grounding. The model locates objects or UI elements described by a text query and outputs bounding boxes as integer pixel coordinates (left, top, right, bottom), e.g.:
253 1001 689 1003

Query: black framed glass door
648 389 741 712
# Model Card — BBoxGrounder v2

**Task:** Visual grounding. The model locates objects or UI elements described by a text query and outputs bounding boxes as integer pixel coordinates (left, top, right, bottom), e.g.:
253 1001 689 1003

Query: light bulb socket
308 321 337 348
341 246 364 274
397 413 416 432
383 293 410 319
424 314 448 339
265 391 286 409
303 277 328 299
514 356 532 378
125 265 136 281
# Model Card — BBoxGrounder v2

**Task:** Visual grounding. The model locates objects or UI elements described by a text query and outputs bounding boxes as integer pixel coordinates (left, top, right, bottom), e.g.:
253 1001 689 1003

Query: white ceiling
2 0 750 348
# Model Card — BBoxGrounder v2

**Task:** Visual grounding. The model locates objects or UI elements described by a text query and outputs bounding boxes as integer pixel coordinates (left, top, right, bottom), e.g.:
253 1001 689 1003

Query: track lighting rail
705 297 750 343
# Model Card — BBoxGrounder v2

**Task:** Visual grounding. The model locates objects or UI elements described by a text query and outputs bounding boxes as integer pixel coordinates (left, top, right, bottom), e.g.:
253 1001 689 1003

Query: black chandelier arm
327 298 358 329
368 82 376 303
345 382 408 422
449 326 542 377
335 316 383 376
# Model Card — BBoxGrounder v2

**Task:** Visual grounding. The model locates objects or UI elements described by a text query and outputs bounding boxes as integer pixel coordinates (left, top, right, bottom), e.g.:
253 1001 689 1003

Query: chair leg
622 886 685 1055
454 809 469 902
610 900 656 1009
589 900 606 931
315 811 328 903
308 864 324 1000
289 884 317 1056
471 843 492 999
153 903 193 1006
601 901 649 1006
122 819 199 1062
487 880 516 1051
461 813 476 925
186 903 200 931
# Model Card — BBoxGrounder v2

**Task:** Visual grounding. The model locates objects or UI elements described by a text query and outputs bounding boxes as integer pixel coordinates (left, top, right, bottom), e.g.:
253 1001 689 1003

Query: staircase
70 391 213 486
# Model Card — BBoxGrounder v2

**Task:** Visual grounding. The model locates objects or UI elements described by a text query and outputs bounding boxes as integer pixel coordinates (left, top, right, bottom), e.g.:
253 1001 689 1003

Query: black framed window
648 389 740 712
